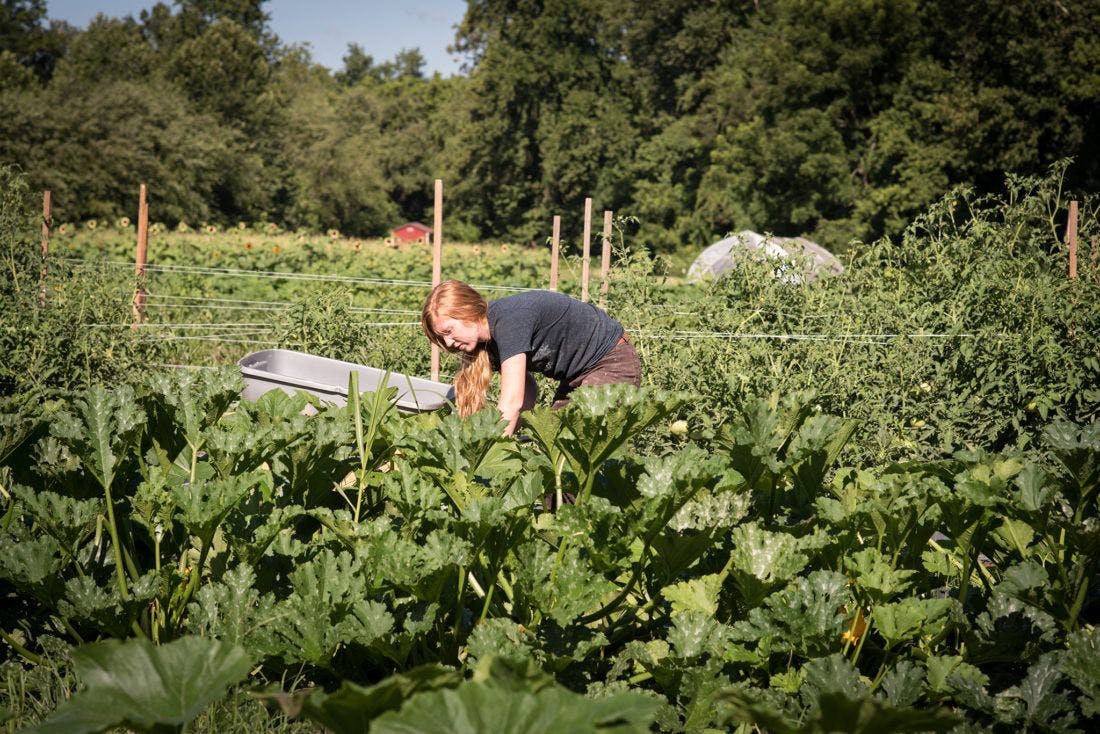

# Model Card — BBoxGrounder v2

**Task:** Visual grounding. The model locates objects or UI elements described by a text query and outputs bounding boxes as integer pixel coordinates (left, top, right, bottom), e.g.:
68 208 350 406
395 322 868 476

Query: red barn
391 222 432 244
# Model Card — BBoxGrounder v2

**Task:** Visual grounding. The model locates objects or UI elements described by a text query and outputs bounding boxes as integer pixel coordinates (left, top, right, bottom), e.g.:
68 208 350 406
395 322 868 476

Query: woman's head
421 280 488 353
422 280 491 417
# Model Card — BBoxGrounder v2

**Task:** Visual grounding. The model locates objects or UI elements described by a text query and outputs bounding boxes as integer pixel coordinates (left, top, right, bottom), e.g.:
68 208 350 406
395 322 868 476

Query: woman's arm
497 353 532 436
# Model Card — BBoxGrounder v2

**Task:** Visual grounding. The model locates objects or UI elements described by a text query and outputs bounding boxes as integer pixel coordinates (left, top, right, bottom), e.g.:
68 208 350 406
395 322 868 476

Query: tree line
2 0 1098 252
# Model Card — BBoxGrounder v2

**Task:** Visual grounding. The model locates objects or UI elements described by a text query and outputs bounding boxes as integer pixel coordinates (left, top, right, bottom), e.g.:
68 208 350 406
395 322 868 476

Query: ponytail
454 348 492 417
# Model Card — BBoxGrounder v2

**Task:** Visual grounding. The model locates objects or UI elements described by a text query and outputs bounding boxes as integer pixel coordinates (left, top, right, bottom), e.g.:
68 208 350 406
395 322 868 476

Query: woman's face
434 316 482 353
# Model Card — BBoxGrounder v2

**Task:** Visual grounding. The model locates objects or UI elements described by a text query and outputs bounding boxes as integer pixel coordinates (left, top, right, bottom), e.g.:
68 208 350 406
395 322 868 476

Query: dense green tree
447 0 636 241
166 18 272 127
0 80 236 223
689 0 923 246
48 14 154 85
337 44 427 86
336 42 375 86
164 18 284 219
610 0 752 119
1 0 69 80
140 0 273 53
0 48 36 90
273 52 398 234
857 0 1100 237
1 0 1097 250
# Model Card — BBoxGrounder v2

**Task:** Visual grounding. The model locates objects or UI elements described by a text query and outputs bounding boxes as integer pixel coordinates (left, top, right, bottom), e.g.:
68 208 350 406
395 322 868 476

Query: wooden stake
39 190 50 306
599 210 612 308
581 197 592 302
1066 200 1078 281
431 179 443 381
132 184 149 326
549 215 561 291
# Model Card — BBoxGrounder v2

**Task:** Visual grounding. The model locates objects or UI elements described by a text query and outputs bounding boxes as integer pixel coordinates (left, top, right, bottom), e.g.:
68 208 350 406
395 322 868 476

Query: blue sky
46 0 469 76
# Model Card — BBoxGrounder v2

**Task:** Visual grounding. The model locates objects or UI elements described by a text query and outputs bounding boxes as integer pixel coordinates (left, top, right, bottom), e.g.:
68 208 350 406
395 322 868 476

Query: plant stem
350 373 366 525
101 481 130 600
454 564 466 645
0 628 46 665
478 571 497 622
578 548 650 625
466 571 486 598
850 612 872 666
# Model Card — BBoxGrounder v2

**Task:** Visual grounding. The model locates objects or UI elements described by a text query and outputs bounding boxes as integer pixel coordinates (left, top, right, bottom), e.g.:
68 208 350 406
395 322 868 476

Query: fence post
581 197 592 302
1066 200 1078 281
549 215 560 291
599 210 612 308
431 178 443 381
39 190 50 306
132 183 149 326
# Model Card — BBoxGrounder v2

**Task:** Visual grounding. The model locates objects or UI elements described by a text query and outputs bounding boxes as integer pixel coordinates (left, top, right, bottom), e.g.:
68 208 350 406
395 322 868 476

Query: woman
421 280 641 435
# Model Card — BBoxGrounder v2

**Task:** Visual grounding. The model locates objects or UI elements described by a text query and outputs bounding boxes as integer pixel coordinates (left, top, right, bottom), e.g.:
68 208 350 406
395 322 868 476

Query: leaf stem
478 572 496 622
454 564 466 644
0 628 46 665
101 481 130 600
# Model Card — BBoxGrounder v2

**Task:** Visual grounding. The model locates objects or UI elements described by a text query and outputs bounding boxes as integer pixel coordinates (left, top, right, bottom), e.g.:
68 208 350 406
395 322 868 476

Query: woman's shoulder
491 290 573 311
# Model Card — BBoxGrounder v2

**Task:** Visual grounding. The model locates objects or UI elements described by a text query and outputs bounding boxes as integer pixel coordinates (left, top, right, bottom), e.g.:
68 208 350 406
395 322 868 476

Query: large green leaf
719 686 959 733
407 408 517 513
171 470 263 545
268 548 393 666
50 384 144 493
141 367 241 471
1063 628 1100 716
725 522 811 609
533 384 685 503
731 570 850 659
186 564 275 652
266 664 464 734
26 636 252 734
1043 420 1100 505
874 598 953 649
370 672 658 733
844 547 915 605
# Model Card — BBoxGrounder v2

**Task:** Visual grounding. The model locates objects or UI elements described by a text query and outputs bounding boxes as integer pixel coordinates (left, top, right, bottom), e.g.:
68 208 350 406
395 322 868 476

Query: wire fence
57 252 981 376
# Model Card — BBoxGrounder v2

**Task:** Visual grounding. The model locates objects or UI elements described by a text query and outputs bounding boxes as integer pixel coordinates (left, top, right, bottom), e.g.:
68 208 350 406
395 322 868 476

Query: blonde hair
421 280 491 418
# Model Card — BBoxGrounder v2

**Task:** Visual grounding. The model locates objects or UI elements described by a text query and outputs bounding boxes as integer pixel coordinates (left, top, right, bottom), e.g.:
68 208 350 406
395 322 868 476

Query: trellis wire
145 293 420 315
57 257 536 293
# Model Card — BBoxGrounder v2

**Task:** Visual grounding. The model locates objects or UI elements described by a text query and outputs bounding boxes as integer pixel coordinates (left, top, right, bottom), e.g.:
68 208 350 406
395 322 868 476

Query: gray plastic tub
237 349 453 413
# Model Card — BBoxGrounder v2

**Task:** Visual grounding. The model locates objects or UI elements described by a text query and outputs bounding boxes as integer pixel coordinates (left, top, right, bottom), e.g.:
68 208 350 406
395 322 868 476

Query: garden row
2 164 1100 731
1 368 1098 731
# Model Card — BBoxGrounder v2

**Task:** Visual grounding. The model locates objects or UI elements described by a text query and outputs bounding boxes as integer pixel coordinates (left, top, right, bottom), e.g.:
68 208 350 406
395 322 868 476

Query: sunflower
272 245 281 254
472 245 482 256
205 224 218 235
117 216 131 228
177 222 190 233
499 244 510 254
327 228 340 239
57 223 69 235
85 219 98 230
244 242 254 251
353 242 363 252
237 221 247 230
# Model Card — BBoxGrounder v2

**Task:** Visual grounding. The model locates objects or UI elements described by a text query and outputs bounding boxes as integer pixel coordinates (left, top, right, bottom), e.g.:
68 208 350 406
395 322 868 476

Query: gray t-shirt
486 291 623 380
